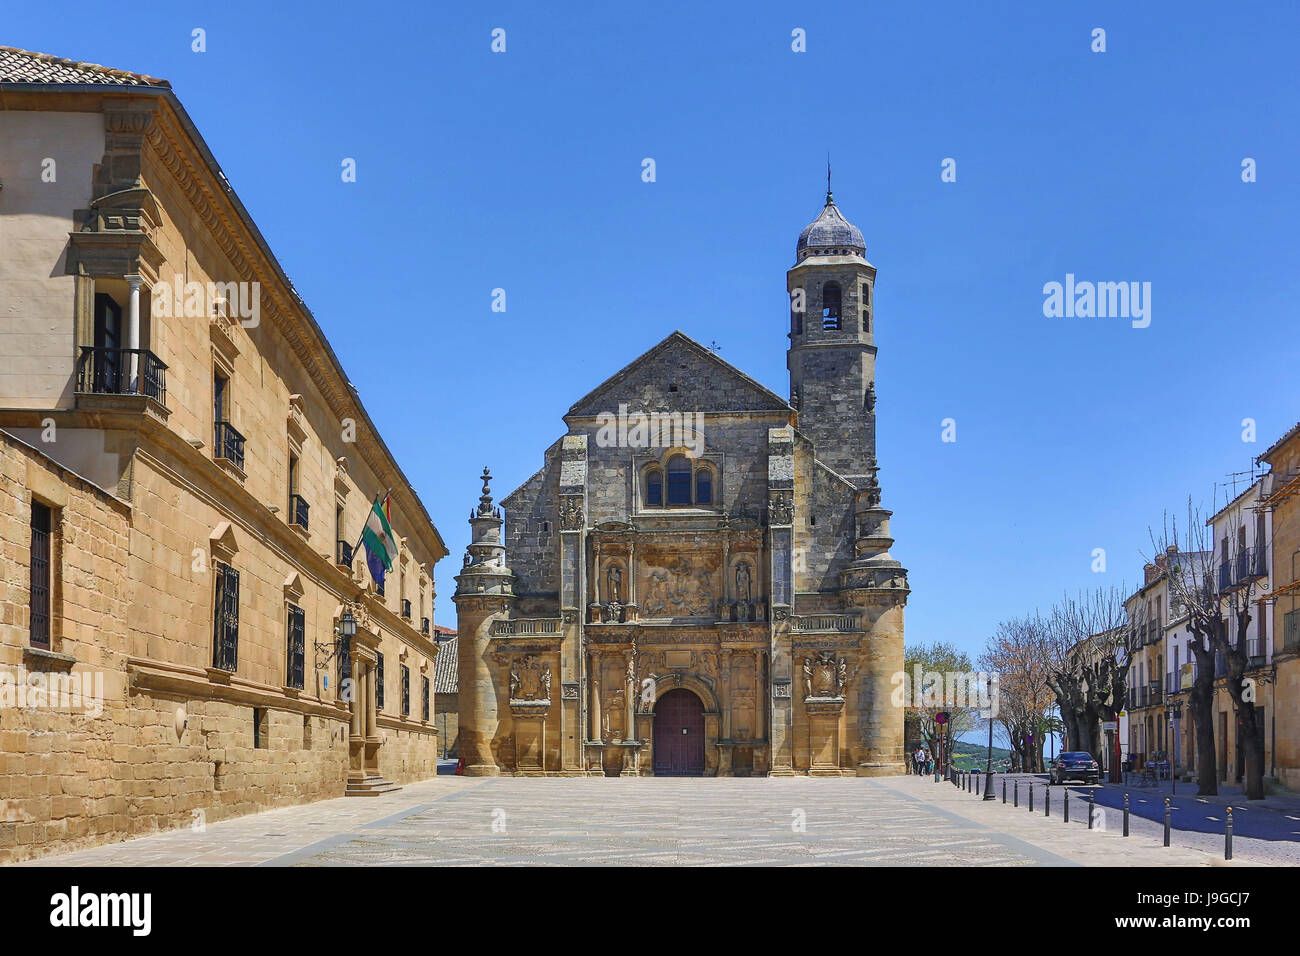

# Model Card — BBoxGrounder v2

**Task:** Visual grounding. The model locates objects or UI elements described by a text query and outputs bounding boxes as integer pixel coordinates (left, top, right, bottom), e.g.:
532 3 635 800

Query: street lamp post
983 715 996 800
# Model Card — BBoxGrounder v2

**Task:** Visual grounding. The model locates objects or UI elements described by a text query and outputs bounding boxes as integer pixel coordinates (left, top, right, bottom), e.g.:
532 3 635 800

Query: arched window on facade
821 281 841 330
643 457 717 509
666 455 692 505
695 466 713 505
645 467 663 506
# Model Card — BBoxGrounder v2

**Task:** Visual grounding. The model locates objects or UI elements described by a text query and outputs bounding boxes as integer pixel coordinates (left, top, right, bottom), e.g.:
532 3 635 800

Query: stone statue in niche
735 561 752 604
606 565 623 604
509 655 551 702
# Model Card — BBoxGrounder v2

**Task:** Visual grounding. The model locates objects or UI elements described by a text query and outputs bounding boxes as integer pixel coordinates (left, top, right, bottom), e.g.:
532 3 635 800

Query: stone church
454 189 909 776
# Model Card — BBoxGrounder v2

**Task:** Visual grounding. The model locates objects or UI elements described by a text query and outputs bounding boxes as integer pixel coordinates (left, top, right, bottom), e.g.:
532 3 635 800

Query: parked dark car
1050 751 1100 785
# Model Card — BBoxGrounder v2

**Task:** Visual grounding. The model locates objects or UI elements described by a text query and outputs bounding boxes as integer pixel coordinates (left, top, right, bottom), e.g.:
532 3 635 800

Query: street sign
935 712 948 725
1102 721 1117 732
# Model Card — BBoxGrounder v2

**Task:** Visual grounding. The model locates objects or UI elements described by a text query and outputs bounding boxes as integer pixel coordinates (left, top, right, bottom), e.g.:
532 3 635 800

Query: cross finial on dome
826 156 833 205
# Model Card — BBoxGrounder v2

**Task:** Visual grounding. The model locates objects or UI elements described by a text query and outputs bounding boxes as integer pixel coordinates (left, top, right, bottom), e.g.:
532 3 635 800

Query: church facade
454 191 909 776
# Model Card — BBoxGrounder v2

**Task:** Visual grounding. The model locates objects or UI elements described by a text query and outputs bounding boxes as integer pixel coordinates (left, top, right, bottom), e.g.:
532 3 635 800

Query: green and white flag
360 493 398 587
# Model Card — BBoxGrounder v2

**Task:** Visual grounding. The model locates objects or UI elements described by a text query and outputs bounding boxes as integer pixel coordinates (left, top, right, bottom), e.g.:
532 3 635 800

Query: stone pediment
564 331 792 419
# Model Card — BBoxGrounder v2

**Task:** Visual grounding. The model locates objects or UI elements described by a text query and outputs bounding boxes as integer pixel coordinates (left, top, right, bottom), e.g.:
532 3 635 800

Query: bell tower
786 183 878 488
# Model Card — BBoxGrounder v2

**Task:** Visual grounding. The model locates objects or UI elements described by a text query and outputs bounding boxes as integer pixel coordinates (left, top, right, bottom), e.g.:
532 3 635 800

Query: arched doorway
653 689 705 776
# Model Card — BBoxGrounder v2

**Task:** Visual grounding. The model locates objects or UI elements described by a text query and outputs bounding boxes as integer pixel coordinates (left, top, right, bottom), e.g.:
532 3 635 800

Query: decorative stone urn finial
477 466 494 516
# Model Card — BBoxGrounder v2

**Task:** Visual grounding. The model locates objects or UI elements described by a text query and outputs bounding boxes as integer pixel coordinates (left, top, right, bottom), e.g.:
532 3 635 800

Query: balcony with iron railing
1235 546 1267 584
421 617 430 635
1149 677 1162 699
1247 637 1267 668
402 599 412 620
213 420 246 471
336 539 354 567
76 347 167 406
1220 547 1268 593
289 494 309 532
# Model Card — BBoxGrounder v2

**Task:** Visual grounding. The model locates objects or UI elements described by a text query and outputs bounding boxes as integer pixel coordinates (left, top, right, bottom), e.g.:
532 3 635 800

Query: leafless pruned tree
979 616 1054 773
1151 500 1267 799
1042 586 1136 781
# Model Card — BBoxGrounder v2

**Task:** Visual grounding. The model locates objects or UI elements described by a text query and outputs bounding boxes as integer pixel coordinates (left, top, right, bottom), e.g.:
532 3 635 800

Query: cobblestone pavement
16 775 1245 867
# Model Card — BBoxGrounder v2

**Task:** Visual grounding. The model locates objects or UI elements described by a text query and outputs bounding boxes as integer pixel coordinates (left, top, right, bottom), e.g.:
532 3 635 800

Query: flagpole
349 492 379 559
350 488 396 563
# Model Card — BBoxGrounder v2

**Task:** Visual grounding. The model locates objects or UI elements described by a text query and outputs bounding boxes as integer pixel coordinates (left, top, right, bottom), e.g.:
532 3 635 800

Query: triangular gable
565 330 792 419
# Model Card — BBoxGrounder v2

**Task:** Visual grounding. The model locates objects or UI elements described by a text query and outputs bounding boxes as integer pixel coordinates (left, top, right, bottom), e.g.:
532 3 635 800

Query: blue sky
11 1 1299 646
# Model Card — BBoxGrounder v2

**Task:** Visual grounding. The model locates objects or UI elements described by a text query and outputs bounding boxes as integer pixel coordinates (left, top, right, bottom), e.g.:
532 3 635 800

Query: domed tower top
795 185 865 260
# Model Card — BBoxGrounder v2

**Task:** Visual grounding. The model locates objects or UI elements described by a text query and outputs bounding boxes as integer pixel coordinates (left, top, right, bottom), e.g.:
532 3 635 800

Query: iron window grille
401 665 410 716
212 562 240 672
29 502 52 649
337 633 351 698
287 604 305 689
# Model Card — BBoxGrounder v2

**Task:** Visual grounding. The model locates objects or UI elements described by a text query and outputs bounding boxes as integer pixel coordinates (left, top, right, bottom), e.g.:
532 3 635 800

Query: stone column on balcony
125 274 142 391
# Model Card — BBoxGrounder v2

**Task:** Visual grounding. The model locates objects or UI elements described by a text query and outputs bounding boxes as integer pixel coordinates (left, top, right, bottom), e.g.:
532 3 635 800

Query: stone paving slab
12 775 1249 867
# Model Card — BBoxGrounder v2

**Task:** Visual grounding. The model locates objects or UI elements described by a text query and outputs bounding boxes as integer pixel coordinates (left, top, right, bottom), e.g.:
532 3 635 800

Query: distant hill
949 740 1012 771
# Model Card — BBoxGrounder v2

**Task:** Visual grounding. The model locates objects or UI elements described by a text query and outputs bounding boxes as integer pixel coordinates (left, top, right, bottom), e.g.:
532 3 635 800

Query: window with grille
401 665 410 716
422 675 430 721
337 631 351 699
29 501 52 649
212 562 240 671
376 652 385 710
286 604 305 689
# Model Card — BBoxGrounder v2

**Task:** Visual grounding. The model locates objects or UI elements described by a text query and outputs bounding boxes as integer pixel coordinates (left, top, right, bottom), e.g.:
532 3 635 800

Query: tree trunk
1188 668 1217 796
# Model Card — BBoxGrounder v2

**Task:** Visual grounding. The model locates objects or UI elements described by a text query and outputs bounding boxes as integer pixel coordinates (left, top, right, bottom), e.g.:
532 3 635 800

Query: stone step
344 776 403 797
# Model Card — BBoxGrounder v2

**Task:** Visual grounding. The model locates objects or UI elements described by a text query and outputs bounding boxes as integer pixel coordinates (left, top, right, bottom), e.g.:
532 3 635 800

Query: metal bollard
1045 785 1051 817
1225 807 1233 861
1014 780 1018 807
1029 782 1034 812
1064 790 1070 823
975 774 980 796
1123 793 1129 837
1002 778 1006 803
1088 790 1095 829
1163 798 1171 847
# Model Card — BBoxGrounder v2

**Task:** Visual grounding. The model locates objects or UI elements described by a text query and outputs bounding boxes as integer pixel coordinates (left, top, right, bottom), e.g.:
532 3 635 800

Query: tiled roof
796 196 865 255
0 46 170 88
433 633 458 694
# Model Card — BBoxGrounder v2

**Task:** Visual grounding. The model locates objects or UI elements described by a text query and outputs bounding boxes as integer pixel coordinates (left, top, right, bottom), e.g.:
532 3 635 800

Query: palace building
454 190 910 776
0 48 447 860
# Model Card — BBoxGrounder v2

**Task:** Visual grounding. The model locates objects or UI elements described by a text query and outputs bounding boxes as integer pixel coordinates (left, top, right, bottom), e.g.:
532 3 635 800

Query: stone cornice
56 406 442 662
127 655 350 718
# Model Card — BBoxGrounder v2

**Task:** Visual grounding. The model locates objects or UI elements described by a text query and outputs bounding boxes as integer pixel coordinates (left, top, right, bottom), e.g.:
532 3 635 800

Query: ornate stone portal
455 191 909 777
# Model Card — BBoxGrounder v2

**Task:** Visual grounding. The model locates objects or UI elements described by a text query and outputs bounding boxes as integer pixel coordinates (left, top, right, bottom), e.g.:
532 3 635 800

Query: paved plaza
15 774 1265 867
